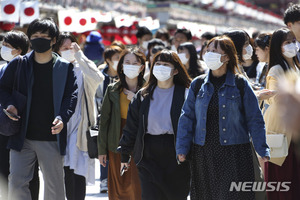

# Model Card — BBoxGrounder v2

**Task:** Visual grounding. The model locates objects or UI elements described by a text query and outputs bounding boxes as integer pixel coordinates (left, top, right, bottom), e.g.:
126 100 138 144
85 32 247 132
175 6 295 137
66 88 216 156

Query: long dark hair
178 42 205 78
116 48 145 91
142 50 191 98
206 36 239 73
269 28 300 72
224 29 250 63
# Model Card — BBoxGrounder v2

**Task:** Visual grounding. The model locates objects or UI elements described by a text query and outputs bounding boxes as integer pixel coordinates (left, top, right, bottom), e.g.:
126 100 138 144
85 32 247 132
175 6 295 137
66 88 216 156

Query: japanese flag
114 15 134 28
58 9 77 32
20 1 39 26
0 0 21 23
58 10 97 33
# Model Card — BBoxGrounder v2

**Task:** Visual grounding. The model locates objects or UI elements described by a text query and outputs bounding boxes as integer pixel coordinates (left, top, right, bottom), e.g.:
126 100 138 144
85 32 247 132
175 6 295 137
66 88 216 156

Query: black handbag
0 56 26 136
84 90 99 159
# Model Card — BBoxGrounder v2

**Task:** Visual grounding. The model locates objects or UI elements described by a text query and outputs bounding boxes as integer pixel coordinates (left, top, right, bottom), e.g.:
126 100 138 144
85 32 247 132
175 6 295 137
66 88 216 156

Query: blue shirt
176 70 270 158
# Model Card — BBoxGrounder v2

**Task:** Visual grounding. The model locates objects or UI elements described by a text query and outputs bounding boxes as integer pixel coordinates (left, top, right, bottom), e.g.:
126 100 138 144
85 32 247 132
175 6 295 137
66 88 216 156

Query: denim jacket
176 70 270 158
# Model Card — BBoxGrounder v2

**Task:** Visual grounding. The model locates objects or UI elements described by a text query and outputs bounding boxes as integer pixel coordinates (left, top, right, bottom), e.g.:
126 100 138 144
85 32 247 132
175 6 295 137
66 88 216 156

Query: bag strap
83 89 91 127
193 74 207 97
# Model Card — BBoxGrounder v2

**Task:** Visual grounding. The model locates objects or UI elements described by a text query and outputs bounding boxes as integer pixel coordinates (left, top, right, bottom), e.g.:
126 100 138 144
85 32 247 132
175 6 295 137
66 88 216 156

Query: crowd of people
1 3 300 200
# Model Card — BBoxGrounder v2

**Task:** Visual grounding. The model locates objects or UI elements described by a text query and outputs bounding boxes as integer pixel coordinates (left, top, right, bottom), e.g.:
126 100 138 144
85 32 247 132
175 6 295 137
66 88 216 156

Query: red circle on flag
64 17 72 25
91 17 96 23
4 4 15 14
80 19 87 26
24 7 35 16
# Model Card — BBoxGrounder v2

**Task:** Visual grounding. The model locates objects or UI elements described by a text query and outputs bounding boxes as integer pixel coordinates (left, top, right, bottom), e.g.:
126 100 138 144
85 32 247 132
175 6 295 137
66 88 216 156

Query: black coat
119 84 186 164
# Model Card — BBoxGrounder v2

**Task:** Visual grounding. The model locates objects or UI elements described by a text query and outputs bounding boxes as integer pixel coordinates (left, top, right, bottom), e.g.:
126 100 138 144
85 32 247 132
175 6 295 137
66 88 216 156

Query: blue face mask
30 38 52 53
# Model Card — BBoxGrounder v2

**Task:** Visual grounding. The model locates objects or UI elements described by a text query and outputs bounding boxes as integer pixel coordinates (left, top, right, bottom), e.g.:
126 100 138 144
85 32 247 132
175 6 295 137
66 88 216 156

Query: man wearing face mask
136 27 153 55
0 18 78 200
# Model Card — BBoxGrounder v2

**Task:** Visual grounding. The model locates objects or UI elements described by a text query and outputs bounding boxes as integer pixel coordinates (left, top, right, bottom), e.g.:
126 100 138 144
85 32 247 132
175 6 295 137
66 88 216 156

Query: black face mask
30 38 52 53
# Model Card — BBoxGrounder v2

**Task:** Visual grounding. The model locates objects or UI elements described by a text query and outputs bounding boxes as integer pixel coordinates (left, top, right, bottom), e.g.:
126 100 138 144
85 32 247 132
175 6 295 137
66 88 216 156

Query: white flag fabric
95 12 112 23
20 1 39 26
0 0 21 23
114 15 134 28
58 10 97 33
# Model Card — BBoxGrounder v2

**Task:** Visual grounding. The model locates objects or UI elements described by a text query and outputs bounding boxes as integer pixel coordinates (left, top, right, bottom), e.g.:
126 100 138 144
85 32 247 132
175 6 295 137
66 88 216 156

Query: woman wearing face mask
176 36 270 200
54 32 105 200
0 30 42 200
224 30 255 81
98 48 144 199
119 50 191 200
262 28 300 200
177 42 207 78
95 45 123 192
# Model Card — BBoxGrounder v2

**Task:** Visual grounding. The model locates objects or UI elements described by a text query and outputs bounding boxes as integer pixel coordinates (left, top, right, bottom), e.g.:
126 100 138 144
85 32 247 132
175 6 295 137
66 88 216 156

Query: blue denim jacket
176 70 270 158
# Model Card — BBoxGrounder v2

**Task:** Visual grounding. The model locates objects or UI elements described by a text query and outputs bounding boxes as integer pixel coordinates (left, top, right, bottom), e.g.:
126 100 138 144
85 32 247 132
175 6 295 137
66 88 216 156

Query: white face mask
171 45 177 52
123 64 141 79
153 65 172 81
178 53 189 65
112 60 118 71
283 43 298 58
203 52 224 71
243 44 253 60
1 46 16 61
61 49 75 62
142 41 149 50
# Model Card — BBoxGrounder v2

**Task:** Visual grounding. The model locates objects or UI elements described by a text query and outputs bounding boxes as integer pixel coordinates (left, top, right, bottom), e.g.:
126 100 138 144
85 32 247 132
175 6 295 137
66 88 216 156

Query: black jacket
0 51 78 155
119 84 186 164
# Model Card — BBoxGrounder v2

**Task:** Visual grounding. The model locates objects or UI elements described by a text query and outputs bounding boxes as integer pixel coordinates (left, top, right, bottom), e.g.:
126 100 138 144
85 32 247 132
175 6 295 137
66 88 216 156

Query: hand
123 89 135 101
98 155 107 167
70 42 81 53
178 154 186 162
260 156 270 162
5 105 20 121
120 162 130 173
51 118 64 134
257 89 276 100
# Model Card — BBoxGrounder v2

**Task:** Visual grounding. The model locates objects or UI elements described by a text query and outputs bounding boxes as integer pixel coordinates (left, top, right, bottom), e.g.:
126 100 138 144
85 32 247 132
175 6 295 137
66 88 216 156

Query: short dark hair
136 27 152 39
155 28 170 41
284 3 300 25
201 32 215 40
175 29 192 41
146 38 165 60
103 46 123 63
27 18 59 41
4 30 30 55
53 32 77 54
224 29 250 63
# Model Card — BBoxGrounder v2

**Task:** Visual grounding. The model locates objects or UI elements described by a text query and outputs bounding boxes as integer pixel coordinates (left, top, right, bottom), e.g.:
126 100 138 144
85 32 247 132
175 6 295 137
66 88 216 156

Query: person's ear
51 38 56 46
287 22 292 29
222 55 230 63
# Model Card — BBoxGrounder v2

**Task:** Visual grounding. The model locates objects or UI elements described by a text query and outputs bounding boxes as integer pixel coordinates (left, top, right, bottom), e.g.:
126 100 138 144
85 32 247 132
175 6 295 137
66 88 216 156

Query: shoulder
268 64 284 79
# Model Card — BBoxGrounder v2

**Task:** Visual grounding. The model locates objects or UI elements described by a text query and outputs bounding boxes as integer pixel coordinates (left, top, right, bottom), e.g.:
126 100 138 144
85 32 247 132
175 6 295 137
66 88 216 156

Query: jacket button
223 128 226 132
222 116 225 120
221 94 224 96
202 128 206 131
232 95 235 98
224 140 227 143
223 105 226 108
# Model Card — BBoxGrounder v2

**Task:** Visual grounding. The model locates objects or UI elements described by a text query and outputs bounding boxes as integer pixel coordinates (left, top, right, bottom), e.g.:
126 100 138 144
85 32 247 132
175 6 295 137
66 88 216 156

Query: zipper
136 114 145 166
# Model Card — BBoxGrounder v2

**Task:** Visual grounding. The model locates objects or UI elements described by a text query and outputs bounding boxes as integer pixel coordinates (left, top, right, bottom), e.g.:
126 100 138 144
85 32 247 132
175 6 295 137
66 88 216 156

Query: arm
58 63 78 124
119 92 141 163
0 58 19 108
176 79 197 159
243 80 270 158
97 85 112 156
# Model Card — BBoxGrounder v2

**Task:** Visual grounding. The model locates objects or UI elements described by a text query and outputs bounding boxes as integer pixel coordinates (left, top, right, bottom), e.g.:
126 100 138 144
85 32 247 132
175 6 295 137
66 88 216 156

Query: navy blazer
0 51 78 155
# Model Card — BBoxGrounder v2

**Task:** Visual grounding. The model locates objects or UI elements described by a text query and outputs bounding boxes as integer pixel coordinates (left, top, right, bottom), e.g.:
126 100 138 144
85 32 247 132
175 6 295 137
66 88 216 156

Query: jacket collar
204 69 236 87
